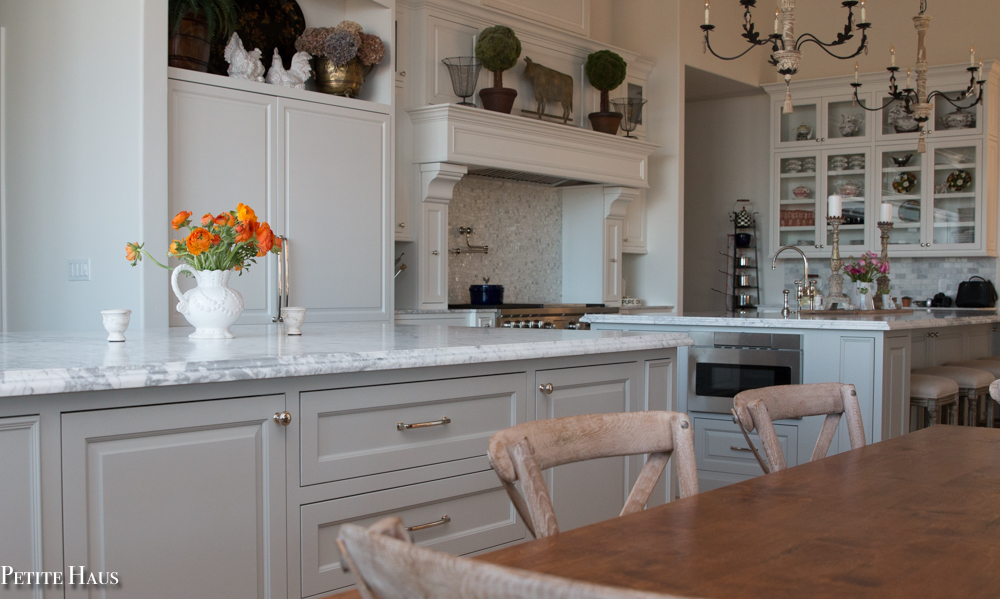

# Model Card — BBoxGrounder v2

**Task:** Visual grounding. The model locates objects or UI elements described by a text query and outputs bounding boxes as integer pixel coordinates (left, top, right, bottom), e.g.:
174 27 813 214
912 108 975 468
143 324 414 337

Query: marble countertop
582 309 1000 331
0 323 692 398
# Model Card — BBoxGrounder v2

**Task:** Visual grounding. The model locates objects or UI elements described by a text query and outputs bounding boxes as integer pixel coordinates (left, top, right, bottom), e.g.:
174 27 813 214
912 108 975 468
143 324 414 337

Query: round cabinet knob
399 71 406 77
610 258 617 263
273 411 292 426
539 383 554 394
431 250 439 255
624 237 629 243
398 222 405 228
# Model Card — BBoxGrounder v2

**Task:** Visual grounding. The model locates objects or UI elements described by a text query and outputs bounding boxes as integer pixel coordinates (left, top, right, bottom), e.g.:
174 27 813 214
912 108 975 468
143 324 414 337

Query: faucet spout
772 245 809 281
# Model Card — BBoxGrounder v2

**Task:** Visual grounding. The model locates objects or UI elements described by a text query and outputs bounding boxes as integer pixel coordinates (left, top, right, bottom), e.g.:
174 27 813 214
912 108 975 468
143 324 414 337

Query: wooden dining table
326 425 1000 598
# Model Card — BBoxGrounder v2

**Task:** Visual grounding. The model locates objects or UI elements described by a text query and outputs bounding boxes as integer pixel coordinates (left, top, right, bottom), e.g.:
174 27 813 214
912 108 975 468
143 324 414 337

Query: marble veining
0 323 692 398
582 310 1000 331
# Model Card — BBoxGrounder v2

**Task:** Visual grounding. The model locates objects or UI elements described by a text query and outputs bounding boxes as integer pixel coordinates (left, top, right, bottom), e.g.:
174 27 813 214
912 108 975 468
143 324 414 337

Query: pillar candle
971 46 976 68
891 46 895 67
880 202 892 223
855 62 859 84
774 9 779 34
860 0 865 23
705 1 710 25
828 195 843 218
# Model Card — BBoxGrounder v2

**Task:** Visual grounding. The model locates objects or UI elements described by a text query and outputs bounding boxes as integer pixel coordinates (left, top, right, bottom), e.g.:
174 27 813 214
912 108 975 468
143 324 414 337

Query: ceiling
685 66 766 103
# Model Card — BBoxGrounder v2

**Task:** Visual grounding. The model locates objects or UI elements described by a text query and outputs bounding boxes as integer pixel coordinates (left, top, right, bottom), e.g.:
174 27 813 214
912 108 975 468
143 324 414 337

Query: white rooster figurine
224 33 265 83
266 49 313 90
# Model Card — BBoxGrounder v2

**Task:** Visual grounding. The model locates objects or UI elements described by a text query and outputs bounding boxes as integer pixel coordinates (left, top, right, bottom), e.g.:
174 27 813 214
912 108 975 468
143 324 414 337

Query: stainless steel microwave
687 331 802 414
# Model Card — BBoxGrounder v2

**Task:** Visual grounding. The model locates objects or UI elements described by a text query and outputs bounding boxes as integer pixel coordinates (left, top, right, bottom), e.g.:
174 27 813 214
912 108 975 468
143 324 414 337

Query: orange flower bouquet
126 203 281 272
125 204 282 339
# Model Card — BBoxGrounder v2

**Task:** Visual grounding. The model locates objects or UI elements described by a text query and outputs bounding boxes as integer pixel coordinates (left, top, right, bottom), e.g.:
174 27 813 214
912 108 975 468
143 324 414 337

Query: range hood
409 104 658 189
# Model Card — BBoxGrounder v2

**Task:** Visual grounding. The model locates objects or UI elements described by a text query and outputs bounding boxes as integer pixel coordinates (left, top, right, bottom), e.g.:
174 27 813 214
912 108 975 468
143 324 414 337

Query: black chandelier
849 0 985 152
701 0 871 113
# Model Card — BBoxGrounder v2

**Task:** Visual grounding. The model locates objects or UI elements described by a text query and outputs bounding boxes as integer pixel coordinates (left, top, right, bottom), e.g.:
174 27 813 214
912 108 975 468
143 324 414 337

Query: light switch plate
68 259 90 281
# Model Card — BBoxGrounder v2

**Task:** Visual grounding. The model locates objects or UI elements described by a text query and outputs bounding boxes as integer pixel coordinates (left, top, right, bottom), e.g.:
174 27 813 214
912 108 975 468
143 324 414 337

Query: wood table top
326 425 1000 599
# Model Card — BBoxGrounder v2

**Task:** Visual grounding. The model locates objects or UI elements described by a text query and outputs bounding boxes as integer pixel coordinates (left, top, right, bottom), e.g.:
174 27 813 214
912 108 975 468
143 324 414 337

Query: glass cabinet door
930 143 980 247
876 146 924 248
934 92 982 137
823 95 871 145
777 153 820 249
825 150 868 249
776 100 821 147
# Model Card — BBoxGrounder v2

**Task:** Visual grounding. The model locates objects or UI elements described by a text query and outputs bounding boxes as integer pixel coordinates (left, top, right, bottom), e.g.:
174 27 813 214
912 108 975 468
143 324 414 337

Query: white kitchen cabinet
395 83 414 241
604 217 623 304
0 416 41 596
420 201 448 308
61 395 287 599
767 62 999 259
561 187 633 307
168 73 392 323
622 191 647 254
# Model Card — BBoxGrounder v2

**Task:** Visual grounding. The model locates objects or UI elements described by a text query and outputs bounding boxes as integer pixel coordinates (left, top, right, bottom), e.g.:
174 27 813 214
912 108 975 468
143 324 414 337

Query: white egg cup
101 309 132 342
282 307 306 335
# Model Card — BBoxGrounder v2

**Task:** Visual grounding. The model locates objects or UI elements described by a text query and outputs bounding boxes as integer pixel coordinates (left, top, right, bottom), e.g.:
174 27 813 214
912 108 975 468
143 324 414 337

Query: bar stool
909 374 960 430
912 366 994 427
944 360 1000 427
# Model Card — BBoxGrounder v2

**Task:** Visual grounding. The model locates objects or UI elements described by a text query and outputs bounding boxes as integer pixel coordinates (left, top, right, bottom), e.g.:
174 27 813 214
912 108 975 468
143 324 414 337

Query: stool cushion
910 374 960 400
946 360 1000 379
913 366 995 390
991 379 1000 403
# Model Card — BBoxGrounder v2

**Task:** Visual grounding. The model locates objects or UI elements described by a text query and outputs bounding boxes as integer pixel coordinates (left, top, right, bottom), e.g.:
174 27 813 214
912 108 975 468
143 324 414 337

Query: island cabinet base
0 347 679 599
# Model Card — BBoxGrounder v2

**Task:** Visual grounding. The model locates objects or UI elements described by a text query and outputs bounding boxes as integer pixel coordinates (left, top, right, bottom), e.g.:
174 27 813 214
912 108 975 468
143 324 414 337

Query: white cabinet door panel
281 99 391 321
0 416 41 597
420 202 447 307
603 218 622 304
168 81 278 325
62 396 286 599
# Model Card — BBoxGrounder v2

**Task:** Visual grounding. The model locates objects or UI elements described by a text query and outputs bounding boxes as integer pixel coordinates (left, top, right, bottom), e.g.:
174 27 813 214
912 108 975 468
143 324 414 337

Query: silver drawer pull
397 416 451 431
405 515 451 532
730 445 753 452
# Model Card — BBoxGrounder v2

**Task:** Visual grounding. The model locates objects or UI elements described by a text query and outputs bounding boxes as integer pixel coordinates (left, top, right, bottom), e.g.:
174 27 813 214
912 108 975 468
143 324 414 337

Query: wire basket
610 97 648 138
442 57 482 107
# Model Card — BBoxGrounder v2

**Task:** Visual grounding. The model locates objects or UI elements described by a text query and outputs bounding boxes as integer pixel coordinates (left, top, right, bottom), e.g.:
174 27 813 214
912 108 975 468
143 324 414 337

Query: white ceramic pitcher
171 265 245 339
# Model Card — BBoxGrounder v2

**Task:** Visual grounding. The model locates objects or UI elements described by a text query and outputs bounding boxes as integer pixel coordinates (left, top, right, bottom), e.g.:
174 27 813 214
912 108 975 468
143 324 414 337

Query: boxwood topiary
585 50 627 113
475 25 522 88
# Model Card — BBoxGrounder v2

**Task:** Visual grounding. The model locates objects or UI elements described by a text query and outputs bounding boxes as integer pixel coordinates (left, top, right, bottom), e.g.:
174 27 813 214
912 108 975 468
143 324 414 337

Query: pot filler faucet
772 246 816 313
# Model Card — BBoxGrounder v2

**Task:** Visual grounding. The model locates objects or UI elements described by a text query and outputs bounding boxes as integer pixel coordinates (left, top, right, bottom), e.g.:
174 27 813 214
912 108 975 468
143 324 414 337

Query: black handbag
955 276 998 308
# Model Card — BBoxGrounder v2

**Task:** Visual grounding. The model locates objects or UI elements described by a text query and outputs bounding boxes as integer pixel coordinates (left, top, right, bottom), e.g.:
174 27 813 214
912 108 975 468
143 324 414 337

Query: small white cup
101 309 132 342
282 307 306 335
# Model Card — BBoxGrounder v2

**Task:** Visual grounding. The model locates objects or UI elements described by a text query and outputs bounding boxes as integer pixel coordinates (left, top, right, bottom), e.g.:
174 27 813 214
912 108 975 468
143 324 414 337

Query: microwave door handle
731 408 770 475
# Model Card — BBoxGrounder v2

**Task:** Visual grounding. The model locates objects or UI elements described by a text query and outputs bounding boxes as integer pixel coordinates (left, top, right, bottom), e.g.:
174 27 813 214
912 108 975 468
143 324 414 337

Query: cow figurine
523 57 573 124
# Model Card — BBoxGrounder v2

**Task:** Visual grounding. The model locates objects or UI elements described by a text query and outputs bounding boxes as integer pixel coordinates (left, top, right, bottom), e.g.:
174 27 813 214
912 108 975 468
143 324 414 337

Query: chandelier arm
926 87 985 110
795 32 868 61
701 27 776 61
849 88 900 113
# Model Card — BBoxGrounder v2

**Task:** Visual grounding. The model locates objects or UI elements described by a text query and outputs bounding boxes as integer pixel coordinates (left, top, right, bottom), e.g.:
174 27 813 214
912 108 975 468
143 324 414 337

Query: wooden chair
732 383 866 474
486 411 698 539
336 517 696 599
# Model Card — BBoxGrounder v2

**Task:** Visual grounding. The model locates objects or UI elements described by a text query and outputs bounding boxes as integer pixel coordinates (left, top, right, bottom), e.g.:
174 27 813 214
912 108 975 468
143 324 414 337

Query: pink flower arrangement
844 251 889 282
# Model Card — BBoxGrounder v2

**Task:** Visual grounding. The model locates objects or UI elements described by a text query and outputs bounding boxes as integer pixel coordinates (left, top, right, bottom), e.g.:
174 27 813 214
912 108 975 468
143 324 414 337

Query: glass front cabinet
769 62 999 259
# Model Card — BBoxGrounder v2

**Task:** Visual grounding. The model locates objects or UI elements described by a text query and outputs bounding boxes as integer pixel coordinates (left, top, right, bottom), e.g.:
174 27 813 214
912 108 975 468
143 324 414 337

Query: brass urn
314 57 366 97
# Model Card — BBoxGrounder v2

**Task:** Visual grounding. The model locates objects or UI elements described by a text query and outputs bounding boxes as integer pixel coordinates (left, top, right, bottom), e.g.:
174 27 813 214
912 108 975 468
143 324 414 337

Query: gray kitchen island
0 323 691 599
583 310 1000 490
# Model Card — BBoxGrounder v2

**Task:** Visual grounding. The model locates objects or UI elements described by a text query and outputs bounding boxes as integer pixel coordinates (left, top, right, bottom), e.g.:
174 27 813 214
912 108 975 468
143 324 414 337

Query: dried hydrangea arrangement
295 20 386 68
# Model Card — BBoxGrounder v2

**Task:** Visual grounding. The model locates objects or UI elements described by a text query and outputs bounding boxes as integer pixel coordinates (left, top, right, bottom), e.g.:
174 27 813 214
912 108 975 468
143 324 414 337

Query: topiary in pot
585 50 627 134
475 25 522 113
168 0 239 72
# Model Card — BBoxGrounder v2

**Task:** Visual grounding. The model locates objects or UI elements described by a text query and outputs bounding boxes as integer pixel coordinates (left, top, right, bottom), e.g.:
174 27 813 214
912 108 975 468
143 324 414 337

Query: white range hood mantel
409 104 659 189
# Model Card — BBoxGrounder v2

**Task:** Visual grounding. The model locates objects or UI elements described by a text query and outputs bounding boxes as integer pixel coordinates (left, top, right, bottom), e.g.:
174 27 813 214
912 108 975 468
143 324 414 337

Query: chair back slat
488 411 698 538
338 518 701 599
734 383 866 473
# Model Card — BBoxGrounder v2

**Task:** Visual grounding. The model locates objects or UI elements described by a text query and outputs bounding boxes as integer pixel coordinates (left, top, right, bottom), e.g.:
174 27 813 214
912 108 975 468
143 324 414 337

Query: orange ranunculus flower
215 212 235 227
172 211 192 230
234 220 256 243
185 228 213 256
273 235 283 251
201 213 213 226
237 203 257 225
169 240 184 255
125 243 138 262
234 264 242 271
211 234 222 245
255 222 275 256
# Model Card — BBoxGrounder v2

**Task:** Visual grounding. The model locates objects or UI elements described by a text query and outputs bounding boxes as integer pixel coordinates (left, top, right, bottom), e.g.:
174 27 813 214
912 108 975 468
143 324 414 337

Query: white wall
0 0 167 332
684 93 773 312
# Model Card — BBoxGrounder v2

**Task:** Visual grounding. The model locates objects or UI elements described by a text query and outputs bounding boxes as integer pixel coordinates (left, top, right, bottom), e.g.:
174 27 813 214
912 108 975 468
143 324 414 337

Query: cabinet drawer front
694 417 798 477
300 373 526 486
300 471 524 596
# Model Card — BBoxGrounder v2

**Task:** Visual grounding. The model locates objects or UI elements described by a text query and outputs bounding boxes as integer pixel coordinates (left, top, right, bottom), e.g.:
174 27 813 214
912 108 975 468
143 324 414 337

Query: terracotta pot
589 111 623 135
168 16 212 72
479 87 518 114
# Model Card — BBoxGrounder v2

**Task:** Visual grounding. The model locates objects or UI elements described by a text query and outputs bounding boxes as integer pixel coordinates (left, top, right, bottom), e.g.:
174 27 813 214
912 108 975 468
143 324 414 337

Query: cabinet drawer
300 470 524 596
300 373 526 486
694 416 798 477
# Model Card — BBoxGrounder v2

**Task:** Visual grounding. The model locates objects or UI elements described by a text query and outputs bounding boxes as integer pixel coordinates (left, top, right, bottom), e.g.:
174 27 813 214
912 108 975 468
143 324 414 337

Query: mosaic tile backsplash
447 176 562 305
781 256 998 303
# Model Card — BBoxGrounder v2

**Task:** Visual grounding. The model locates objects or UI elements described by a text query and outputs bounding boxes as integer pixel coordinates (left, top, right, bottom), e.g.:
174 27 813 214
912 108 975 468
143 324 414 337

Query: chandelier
701 0 871 113
849 0 985 153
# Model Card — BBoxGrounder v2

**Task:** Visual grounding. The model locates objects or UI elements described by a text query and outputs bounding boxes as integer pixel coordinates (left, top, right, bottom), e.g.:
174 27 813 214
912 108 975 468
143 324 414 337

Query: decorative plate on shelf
946 170 973 193
792 185 812 198
892 172 917 194
208 0 306 75
898 200 921 223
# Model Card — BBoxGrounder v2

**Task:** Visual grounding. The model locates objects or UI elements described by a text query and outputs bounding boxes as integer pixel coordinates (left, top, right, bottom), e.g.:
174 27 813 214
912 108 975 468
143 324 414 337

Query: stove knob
566 322 579 330
542 321 555 329
516 321 526 328
502 322 513 328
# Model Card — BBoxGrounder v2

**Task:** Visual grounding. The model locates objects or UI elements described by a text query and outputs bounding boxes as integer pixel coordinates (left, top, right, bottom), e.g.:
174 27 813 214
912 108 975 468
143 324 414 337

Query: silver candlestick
875 221 894 308
826 216 851 307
